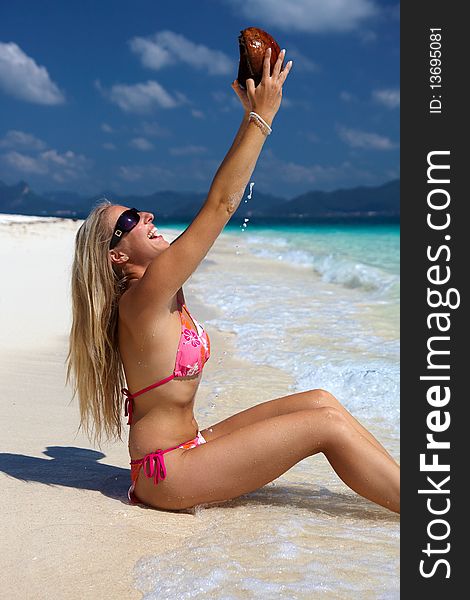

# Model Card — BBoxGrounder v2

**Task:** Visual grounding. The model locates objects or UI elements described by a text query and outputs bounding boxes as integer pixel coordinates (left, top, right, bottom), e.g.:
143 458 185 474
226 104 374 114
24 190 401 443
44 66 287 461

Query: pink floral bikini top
122 291 210 425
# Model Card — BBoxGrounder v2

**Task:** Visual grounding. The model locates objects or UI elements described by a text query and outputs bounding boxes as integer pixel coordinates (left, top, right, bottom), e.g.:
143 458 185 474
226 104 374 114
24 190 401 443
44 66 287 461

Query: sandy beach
1 215 399 599
0 216 293 599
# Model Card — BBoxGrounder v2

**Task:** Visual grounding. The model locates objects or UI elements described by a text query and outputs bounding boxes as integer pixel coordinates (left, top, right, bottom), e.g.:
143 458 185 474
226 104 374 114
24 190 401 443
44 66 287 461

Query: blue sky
0 0 399 199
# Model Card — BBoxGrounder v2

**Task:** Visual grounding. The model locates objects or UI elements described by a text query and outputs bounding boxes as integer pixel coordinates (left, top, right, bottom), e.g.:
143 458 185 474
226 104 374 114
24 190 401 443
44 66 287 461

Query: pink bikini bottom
128 431 207 504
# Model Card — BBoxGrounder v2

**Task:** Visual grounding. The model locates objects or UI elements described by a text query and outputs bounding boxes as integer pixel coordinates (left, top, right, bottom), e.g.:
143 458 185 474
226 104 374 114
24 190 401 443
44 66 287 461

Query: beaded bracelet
249 111 272 136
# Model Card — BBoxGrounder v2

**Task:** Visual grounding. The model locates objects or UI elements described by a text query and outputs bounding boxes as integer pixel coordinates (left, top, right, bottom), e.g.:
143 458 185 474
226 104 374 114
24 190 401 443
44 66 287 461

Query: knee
312 406 350 446
307 388 340 409
314 405 345 423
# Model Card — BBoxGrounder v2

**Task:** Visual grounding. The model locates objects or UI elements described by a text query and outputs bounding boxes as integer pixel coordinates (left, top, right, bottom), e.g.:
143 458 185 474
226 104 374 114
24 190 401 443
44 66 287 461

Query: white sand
0 216 294 599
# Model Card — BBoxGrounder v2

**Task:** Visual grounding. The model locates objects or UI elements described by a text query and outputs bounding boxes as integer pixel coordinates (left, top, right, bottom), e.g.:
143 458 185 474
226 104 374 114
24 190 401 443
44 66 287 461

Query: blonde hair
66 200 129 446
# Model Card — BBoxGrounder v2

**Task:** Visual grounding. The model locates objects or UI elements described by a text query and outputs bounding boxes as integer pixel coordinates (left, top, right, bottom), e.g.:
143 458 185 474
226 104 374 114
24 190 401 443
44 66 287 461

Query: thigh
200 388 336 442
141 407 345 510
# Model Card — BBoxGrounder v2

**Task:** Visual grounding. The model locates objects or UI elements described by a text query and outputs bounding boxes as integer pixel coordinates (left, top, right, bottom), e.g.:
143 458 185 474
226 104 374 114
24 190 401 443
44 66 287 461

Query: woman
67 48 400 513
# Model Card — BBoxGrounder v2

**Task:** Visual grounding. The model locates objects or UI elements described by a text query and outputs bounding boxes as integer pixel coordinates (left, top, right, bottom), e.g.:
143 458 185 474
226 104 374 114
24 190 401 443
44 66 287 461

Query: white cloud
118 164 174 183
0 130 47 150
1 147 91 179
372 88 400 109
340 91 356 103
212 90 229 104
285 48 319 72
169 145 207 156
302 131 320 143
0 42 65 105
223 0 378 33
280 96 294 109
191 109 205 119
129 30 233 75
107 80 181 113
2 151 47 174
129 137 154 151
118 166 143 182
103 142 116 151
116 156 220 189
337 125 396 150
252 148 377 188
135 121 171 138
101 123 114 133
359 29 378 44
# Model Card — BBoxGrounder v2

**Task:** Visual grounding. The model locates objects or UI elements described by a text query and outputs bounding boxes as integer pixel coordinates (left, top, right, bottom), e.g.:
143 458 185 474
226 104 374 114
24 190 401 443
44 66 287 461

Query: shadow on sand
0 446 130 502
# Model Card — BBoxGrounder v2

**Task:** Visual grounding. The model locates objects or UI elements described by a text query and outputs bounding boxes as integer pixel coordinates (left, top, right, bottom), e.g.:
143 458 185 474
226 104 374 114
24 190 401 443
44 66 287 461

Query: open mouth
147 228 164 242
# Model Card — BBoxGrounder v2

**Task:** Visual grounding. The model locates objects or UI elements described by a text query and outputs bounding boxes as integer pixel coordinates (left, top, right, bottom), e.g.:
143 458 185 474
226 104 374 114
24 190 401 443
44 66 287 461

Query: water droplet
209 428 213 432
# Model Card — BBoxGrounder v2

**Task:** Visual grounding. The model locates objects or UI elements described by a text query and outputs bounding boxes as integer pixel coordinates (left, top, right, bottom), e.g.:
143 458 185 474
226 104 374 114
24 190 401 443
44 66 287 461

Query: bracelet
249 111 272 136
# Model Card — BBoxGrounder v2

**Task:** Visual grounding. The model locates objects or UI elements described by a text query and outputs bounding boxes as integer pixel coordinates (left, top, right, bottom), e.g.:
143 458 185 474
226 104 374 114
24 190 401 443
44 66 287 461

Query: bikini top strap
123 374 176 402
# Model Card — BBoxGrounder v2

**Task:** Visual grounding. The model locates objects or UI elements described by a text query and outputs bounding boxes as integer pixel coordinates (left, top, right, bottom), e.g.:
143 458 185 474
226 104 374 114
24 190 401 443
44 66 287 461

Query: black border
401 3 466 593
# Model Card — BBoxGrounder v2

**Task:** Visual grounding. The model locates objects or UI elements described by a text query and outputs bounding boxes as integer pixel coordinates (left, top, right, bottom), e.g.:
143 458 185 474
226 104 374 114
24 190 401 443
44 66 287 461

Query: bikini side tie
137 451 168 485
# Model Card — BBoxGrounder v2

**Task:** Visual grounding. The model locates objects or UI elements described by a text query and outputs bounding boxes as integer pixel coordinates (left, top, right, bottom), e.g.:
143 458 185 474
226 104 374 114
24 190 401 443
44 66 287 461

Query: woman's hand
245 48 292 125
231 79 251 114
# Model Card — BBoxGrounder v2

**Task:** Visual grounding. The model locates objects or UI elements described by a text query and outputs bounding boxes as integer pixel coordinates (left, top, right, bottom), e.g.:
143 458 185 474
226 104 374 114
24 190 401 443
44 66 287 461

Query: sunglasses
109 208 140 249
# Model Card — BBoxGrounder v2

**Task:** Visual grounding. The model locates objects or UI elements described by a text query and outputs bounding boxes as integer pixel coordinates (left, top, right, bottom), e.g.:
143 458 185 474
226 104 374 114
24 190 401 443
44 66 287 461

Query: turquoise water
193 222 400 437
229 222 399 287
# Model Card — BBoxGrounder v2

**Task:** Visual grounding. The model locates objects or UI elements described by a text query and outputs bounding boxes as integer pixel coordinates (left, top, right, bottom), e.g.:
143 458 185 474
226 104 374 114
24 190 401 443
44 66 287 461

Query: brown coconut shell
237 27 283 89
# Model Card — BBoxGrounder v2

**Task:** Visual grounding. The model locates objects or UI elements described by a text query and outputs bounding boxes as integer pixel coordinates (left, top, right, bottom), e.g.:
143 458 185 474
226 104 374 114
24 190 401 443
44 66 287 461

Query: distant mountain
0 179 399 222
277 180 400 218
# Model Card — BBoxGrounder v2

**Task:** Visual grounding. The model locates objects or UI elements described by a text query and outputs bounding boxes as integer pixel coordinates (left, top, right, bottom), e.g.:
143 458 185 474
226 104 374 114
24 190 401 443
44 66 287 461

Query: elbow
219 189 245 216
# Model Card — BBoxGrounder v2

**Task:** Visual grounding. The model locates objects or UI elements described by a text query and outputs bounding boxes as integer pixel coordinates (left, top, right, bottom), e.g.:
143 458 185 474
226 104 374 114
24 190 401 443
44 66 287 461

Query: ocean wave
208 312 399 434
0 213 64 224
244 233 398 297
310 253 398 295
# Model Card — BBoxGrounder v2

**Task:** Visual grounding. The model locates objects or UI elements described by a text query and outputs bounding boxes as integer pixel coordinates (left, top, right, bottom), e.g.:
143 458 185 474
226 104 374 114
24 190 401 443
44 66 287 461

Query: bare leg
142 407 400 513
202 388 398 464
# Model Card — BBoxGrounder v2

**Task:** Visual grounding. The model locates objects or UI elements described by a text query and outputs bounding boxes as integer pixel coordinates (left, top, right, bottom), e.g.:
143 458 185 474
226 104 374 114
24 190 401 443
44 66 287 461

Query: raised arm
134 48 292 306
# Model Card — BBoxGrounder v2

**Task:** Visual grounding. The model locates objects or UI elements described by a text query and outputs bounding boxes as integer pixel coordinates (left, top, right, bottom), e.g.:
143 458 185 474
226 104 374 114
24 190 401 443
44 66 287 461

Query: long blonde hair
66 200 129 446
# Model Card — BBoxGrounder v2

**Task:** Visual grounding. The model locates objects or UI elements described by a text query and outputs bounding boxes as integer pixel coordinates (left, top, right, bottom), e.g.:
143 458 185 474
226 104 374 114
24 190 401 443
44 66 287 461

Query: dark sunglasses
109 208 140 249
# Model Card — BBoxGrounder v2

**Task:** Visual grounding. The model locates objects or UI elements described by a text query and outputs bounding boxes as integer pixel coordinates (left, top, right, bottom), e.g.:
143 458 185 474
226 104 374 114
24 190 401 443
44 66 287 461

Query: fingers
261 47 292 83
272 48 285 79
279 60 293 85
246 78 255 96
262 47 271 81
